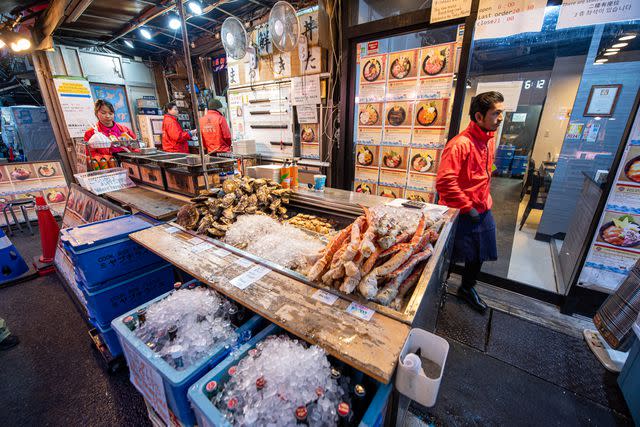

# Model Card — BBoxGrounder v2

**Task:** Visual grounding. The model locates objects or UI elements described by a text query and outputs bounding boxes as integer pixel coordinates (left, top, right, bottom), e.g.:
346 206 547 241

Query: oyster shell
196 215 214 234
222 207 236 220
176 204 200 230
221 192 236 208
207 227 226 237
222 179 239 194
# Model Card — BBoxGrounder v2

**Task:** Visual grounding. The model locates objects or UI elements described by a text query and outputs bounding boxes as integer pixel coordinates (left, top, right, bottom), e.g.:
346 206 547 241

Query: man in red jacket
200 99 232 153
436 91 504 313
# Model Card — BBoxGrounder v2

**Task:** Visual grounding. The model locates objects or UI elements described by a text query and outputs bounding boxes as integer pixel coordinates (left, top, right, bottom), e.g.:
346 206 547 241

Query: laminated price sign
122 340 170 424
74 168 136 195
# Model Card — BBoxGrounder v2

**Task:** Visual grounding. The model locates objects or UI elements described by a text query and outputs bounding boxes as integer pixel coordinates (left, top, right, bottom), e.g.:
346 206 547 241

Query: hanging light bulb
0 39 5 49
124 39 134 48
618 34 636 41
10 37 31 52
188 2 203 15
140 28 152 39
169 16 181 30
611 42 628 48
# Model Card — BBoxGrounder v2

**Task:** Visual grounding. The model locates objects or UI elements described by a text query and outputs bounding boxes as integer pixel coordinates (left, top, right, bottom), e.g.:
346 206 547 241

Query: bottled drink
171 348 184 368
123 315 136 331
99 157 108 169
280 159 291 189
137 308 147 325
337 402 353 427
188 282 196 290
90 158 100 171
295 405 309 425
204 380 218 400
290 159 299 189
107 157 118 168
168 325 178 341
256 376 267 390
352 384 367 422
173 281 182 291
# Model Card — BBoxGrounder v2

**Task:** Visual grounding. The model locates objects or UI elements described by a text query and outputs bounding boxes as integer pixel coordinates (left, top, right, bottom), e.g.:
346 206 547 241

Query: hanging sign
476 81 523 112
291 75 321 105
431 0 472 23
557 0 640 29
474 0 547 40
53 76 95 138
297 104 318 124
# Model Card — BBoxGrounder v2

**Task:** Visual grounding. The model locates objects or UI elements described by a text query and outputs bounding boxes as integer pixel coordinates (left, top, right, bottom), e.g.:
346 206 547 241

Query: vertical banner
53 77 95 138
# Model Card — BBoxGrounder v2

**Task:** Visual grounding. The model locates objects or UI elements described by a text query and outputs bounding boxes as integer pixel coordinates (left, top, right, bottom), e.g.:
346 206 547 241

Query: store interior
0 0 639 426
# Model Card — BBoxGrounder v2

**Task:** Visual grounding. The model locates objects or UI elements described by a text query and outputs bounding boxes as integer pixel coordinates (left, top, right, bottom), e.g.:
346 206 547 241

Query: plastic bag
87 126 112 149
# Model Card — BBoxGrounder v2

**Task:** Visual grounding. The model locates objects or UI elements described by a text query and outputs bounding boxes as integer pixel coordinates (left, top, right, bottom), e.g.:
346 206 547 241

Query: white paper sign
557 0 640 29
122 340 170 424
475 0 547 40
346 302 375 321
431 0 472 23
297 104 318 124
53 77 95 138
191 242 214 253
212 248 231 258
230 265 270 290
235 258 254 268
476 81 523 112
312 289 339 306
291 75 321 106
187 236 201 245
164 226 179 234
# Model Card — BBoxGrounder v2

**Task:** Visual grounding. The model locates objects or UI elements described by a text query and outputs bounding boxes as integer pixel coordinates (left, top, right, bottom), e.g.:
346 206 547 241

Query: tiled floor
506 196 559 292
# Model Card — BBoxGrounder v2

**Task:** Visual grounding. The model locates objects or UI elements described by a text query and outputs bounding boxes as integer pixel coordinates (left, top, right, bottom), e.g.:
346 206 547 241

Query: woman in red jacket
161 102 192 153
436 91 504 313
84 99 136 154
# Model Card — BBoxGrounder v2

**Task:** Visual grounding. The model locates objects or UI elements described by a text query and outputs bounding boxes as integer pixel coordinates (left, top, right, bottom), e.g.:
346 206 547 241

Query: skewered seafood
305 206 443 307
175 176 290 238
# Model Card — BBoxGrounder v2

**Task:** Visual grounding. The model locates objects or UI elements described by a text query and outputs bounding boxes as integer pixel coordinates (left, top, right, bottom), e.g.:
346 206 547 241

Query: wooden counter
129 223 410 384
104 185 188 220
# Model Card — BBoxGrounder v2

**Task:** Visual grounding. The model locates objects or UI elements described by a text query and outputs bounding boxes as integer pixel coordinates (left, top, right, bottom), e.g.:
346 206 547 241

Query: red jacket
84 122 136 156
436 121 496 214
161 114 191 153
200 110 232 153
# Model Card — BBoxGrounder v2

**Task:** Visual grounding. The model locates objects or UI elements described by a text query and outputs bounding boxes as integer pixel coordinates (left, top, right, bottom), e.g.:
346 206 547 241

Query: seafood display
224 215 324 271
356 146 375 166
286 214 335 235
411 153 434 173
416 103 438 126
305 206 443 308
175 176 290 238
382 150 402 169
362 59 382 82
358 104 379 126
599 215 640 248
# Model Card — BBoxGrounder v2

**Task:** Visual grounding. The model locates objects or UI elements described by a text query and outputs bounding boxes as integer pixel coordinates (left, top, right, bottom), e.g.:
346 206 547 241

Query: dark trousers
461 260 483 290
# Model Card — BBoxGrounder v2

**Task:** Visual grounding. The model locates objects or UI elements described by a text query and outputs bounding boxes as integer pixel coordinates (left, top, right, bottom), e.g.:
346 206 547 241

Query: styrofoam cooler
81 263 175 327
112 290 268 427
60 214 163 286
188 324 393 427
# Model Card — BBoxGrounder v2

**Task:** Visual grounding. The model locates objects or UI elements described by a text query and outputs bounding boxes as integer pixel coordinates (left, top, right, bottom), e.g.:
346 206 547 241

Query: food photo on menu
354 180 376 195
358 103 381 126
356 145 378 167
597 213 640 248
420 44 453 76
362 57 382 82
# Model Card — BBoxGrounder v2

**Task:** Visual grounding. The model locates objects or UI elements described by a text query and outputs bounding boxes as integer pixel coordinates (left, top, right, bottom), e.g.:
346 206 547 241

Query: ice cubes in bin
193 327 382 426
121 281 252 370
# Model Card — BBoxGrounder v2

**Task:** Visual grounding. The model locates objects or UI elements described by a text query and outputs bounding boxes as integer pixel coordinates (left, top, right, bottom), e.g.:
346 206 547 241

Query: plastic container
395 328 449 408
496 145 515 158
112 290 268 427
81 263 175 327
61 214 163 286
188 324 393 427
90 317 123 357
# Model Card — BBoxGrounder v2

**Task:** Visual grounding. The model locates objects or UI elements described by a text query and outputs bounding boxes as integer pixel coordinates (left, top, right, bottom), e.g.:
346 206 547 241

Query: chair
520 158 536 201
519 172 548 231
2 199 35 236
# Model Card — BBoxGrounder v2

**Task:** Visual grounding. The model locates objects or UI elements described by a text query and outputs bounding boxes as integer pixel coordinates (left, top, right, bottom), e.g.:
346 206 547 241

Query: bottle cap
205 380 217 393
227 397 238 410
256 376 266 390
295 406 308 421
337 402 350 417
173 282 182 290
315 386 324 397
228 365 238 376
354 384 366 397
330 367 341 379
123 316 134 324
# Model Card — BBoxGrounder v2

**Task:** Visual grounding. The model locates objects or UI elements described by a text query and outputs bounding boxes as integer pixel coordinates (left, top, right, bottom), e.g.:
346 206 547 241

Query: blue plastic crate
90 317 123 357
60 214 163 286
496 145 515 158
82 263 175 327
494 156 513 168
112 290 268 427
618 337 640 425
188 324 393 427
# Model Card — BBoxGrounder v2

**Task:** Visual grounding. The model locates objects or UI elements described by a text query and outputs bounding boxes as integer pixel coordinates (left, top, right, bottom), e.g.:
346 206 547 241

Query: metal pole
177 0 210 191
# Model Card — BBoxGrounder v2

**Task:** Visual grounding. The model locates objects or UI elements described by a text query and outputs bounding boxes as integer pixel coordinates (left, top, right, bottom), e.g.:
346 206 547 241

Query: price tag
164 226 179 234
187 236 201 245
191 242 214 253
312 289 339 306
230 265 270 290
235 258 254 268
346 302 375 321
212 248 231 258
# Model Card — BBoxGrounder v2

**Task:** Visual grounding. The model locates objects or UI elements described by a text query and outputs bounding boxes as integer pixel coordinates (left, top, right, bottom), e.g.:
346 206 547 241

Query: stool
2 199 35 236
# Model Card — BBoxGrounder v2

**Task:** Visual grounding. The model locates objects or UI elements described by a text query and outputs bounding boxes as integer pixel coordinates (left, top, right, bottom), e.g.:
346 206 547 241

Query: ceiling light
140 28 152 39
595 58 608 63
10 37 31 52
593 62 603 65
612 42 628 48
188 2 202 15
169 16 181 30
124 40 134 48
619 34 636 41
606 48 620 52
603 51 618 56
0 40 5 49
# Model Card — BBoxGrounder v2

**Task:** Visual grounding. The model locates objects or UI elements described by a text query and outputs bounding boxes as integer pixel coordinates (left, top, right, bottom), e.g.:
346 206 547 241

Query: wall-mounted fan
221 17 248 60
269 1 300 52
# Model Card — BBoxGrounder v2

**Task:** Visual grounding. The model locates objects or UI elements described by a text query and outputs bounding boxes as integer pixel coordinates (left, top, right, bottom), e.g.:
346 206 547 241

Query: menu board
579 107 640 293
353 35 459 201
0 161 68 225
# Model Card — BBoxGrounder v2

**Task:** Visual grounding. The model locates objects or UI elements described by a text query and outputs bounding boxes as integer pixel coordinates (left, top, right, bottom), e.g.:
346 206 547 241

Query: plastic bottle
280 159 291 189
290 159 299 189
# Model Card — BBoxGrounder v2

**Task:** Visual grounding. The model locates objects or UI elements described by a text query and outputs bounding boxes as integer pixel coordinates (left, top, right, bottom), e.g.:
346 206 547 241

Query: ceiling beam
64 0 95 23
186 21 217 36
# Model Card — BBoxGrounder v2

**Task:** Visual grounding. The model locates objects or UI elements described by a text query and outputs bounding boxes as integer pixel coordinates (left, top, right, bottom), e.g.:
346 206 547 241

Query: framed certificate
584 84 622 117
